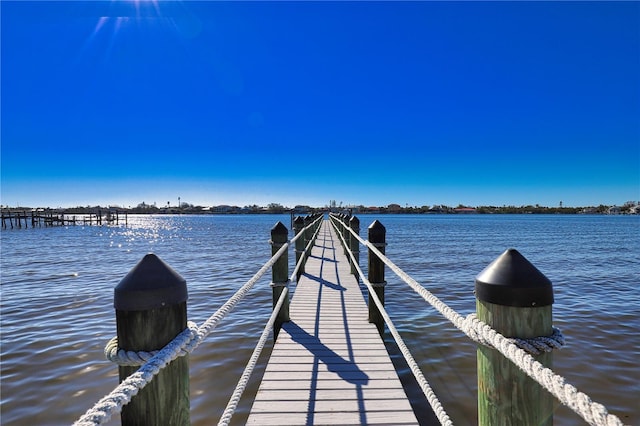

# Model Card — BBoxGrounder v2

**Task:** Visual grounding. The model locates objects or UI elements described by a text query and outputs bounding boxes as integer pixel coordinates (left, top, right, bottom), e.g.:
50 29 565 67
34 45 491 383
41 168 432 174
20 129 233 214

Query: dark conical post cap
114 253 187 311
294 216 304 225
368 220 386 240
475 248 553 307
349 215 360 228
271 221 288 243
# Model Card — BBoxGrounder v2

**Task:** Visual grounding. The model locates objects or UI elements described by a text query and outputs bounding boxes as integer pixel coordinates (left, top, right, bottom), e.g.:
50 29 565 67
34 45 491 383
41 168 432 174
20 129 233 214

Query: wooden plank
267 352 393 362
256 378 405 391
251 399 416 413
252 388 410 401
264 362 395 372
247 411 418 426
256 369 401 381
246 220 418 425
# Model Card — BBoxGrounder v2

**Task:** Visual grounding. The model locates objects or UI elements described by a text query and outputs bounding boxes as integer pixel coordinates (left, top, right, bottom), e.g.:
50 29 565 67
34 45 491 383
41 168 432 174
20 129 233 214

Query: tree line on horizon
2 201 638 215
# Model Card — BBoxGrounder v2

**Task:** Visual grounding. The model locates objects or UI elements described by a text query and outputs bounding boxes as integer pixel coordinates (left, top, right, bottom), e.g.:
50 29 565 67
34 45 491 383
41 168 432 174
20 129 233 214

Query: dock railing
74 212 624 426
329 213 623 426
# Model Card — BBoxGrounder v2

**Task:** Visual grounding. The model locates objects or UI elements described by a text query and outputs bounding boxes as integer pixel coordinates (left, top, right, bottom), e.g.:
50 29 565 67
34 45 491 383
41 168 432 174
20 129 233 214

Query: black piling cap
114 253 187 311
294 216 305 225
271 221 288 243
368 220 386 242
349 215 360 229
475 249 553 307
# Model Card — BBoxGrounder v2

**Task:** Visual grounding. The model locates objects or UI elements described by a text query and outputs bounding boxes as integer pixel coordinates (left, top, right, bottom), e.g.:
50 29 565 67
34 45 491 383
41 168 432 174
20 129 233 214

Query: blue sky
2 1 639 208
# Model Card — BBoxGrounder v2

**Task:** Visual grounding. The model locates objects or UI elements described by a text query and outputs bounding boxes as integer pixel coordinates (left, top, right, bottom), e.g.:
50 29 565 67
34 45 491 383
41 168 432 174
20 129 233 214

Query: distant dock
1 209 126 229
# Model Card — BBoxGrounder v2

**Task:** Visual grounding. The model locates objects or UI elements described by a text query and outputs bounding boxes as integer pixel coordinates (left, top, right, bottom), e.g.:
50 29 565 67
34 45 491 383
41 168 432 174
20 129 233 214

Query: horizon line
2 200 638 210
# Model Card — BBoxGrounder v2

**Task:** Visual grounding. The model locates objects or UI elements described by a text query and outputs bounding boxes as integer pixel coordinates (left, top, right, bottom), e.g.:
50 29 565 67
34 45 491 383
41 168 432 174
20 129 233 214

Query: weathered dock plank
247 220 418 425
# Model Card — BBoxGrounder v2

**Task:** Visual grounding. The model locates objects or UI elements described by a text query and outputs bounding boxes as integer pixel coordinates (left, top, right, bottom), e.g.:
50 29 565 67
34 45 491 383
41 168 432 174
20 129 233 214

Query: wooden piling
349 215 360 276
367 220 386 335
114 254 190 426
475 248 554 426
271 222 290 339
341 214 350 255
293 216 305 279
303 215 313 262
335 214 343 240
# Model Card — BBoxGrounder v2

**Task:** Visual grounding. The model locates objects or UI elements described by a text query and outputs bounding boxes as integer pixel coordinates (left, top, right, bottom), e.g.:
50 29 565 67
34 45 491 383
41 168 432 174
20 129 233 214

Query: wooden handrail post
342 214 351 254
114 254 190 426
316 212 322 235
475 248 554 426
367 220 386 335
337 214 344 250
304 215 313 261
349 215 360 277
271 221 290 339
293 216 305 279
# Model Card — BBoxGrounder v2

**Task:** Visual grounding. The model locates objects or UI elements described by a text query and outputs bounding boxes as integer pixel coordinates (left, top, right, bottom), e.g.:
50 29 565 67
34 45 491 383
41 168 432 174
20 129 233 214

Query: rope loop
104 321 200 367
463 314 565 356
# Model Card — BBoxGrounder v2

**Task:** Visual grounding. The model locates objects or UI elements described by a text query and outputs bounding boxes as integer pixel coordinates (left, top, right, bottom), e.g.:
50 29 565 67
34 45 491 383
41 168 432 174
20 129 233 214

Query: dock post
271 222 290 339
293 216 305 279
114 254 190 426
367 220 386 335
335 214 343 244
343 213 349 236
475 248 554 426
349 216 360 277
304 215 313 262
342 214 351 255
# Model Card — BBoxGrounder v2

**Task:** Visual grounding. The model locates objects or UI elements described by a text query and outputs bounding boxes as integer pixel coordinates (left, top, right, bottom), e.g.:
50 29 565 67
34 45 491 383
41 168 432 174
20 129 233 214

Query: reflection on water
1 214 638 425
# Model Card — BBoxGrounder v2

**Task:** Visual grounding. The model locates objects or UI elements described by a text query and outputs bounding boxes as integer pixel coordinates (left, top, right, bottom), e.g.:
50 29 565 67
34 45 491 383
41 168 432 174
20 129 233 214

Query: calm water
1 214 638 425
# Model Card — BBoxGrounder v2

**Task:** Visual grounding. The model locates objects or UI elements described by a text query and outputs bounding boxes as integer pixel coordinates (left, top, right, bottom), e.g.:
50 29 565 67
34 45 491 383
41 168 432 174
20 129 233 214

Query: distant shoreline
1 203 638 215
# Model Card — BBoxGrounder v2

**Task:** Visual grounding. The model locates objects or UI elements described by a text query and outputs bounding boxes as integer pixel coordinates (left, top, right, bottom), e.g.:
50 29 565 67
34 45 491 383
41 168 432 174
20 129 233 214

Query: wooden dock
1 209 126 229
247 221 418 425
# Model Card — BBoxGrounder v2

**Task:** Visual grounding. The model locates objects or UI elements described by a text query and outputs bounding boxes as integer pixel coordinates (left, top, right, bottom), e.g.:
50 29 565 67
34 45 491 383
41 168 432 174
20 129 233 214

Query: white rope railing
217 215 322 425
76 322 199 425
329 217 454 426
217 286 289 426
290 215 324 281
76 215 323 425
331 215 623 426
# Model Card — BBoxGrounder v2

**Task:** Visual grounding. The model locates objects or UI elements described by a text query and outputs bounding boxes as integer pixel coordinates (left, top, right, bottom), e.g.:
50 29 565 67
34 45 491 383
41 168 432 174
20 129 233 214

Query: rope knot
104 321 200 366
463 313 565 356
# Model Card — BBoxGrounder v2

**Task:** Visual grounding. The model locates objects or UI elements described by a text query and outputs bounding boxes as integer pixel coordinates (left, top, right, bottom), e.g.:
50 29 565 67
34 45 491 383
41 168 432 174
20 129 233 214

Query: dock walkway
247 220 418 425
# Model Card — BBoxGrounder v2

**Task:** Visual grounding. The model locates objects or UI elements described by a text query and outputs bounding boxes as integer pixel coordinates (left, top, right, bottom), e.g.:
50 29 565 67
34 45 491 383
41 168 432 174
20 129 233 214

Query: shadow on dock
283 322 370 386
